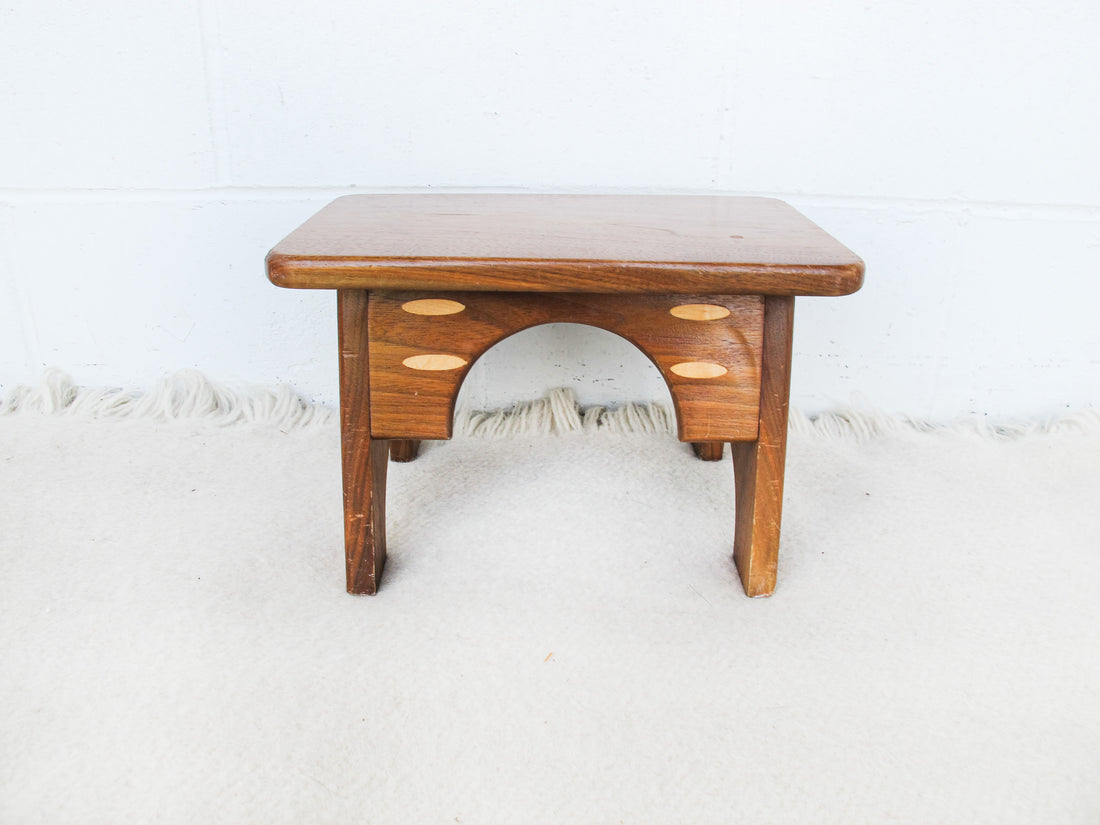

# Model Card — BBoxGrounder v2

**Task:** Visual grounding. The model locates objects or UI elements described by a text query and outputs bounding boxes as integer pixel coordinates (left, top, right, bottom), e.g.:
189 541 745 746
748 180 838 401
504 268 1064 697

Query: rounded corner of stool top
265 251 306 289
835 258 866 295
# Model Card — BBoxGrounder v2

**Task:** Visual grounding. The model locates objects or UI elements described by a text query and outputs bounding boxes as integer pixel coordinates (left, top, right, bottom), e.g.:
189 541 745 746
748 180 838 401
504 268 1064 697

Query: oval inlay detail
402 298 467 316
670 303 731 321
402 354 469 371
670 361 728 379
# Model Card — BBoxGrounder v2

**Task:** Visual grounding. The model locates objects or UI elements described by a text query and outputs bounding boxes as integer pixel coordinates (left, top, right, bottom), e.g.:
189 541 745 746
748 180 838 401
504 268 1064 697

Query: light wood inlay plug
670 304 731 321
401 298 467 316
670 362 728 379
402 354 469 371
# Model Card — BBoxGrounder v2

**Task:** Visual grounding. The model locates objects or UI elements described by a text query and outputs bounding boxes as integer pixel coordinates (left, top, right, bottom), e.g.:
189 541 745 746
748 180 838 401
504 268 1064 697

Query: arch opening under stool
452 321 676 425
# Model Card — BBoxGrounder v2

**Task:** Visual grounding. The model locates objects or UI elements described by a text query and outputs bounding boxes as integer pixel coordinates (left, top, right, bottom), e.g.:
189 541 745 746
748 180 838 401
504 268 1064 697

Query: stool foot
732 441 779 597
389 439 421 462
339 289 388 595
691 442 725 461
343 440 389 594
731 296 794 598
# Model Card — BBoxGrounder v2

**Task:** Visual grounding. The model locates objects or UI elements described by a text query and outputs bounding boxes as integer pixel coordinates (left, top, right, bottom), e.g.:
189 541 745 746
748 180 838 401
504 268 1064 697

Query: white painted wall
2 0 1098 418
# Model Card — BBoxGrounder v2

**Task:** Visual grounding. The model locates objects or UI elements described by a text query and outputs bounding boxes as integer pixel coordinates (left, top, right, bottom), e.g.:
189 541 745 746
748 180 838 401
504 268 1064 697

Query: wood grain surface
268 195 864 296
276 196 862 598
731 295 795 598
368 291 765 442
388 439 421 463
691 442 726 461
338 289 389 595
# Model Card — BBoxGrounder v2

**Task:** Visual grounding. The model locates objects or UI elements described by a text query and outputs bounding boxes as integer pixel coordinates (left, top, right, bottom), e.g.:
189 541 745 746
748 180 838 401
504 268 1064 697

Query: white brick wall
2 0 1098 417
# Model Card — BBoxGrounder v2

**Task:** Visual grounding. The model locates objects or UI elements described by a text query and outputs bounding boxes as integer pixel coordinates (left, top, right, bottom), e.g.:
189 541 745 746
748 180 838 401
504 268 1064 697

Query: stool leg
691 442 725 461
389 439 421 462
338 289 388 594
731 296 794 597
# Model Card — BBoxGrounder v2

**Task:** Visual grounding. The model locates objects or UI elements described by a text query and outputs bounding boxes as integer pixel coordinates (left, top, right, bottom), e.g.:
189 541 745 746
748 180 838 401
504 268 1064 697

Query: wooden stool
267 195 863 597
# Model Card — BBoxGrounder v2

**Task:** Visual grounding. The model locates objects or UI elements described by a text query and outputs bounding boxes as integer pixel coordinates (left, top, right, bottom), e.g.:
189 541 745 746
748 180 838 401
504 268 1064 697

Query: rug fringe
788 407 1100 441
0 369 334 429
3 370 1098 439
455 388 676 437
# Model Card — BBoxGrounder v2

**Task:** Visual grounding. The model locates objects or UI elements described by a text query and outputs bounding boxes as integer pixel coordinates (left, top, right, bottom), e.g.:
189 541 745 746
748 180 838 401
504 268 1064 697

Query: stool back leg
338 289 389 594
691 442 726 461
731 296 794 597
389 440 421 462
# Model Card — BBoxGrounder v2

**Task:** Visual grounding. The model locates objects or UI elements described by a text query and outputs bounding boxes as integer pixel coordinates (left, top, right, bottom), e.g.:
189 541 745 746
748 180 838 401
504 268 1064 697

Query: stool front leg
731 296 795 597
338 289 389 594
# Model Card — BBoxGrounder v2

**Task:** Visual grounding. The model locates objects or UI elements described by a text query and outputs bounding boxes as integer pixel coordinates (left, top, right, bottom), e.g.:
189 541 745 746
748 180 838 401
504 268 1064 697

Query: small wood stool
267 195 863 597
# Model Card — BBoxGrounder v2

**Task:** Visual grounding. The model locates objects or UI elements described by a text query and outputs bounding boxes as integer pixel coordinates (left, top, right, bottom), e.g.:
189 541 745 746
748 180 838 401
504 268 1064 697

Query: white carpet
2 374 1099 823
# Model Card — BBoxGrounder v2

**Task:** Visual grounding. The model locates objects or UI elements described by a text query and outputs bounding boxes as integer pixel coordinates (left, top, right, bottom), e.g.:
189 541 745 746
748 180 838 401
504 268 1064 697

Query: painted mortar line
0 186 1097 221
195 0 231 187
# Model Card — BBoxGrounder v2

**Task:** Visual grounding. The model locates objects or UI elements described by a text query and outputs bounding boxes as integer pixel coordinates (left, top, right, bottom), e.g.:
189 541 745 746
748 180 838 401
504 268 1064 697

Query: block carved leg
338 289 388 594
731 296 795 598
389 439 421 462
691 442 725 461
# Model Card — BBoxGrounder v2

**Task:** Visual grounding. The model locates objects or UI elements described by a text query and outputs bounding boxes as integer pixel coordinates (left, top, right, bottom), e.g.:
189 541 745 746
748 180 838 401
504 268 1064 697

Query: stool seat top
267 194 863 296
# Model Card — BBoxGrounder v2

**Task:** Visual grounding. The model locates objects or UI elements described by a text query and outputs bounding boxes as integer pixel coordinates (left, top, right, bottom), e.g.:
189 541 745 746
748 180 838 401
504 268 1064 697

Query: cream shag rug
1 372 1098 824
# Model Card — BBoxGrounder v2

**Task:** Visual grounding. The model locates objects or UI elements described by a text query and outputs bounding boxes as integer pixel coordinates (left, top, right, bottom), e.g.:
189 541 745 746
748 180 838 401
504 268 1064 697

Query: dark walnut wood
268 194 864 296
731 296 794 597
389 440 421 462
267 195 864 599
691 442 726 461
338 290 389 595
368 291 764 442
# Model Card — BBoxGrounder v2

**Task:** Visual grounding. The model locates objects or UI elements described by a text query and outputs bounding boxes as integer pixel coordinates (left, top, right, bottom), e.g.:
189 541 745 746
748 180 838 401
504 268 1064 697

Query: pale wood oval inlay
402 354 469 371
669 303 731 321
670 361 728 379
401 298 467 316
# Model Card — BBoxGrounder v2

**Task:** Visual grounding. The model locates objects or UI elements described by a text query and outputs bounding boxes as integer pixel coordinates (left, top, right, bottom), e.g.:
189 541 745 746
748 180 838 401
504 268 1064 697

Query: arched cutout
455 322 671 414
